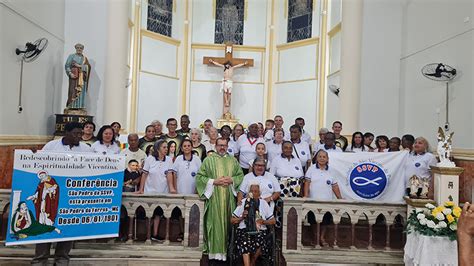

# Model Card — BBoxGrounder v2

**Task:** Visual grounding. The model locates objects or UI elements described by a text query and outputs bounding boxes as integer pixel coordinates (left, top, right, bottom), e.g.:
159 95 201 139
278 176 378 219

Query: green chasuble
196 152 244 261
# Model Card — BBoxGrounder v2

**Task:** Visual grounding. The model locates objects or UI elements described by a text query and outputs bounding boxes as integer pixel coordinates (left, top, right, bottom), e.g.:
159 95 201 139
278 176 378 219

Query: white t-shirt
374 148 389 153
315 144 343 153
269 155 304 179
227 138 237 156
120 148 147 168
142 155 175 194
42 138 93 153
235 134 264 169
172 154 202 195
405 152 437 187
264 128 290 142
233 198 274 229
265 140 282 166
291 140 311 167
305 165 337 200
202 140 216 153
239 172 281 199
91 141 121 155
301 130 312 144
348 146 367 153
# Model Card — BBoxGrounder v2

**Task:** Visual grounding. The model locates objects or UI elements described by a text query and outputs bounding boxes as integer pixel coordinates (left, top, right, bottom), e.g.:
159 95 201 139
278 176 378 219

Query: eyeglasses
254 164 266 167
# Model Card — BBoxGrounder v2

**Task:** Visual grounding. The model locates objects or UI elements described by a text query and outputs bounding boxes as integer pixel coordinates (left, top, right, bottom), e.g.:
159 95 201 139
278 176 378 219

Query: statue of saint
65 43 91 111
209 59 247 116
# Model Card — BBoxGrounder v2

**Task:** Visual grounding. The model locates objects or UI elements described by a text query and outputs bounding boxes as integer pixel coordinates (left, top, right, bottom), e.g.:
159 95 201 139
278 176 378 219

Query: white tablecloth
404 231 458 265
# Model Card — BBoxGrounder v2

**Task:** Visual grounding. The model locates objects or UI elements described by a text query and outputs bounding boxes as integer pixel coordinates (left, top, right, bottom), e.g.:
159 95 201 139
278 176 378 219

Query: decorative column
339 0 363 133
431 166 464 205
103 0 129 126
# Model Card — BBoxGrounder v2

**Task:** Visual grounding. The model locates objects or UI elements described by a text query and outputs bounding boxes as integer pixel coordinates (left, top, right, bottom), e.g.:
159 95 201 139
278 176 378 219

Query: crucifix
203 43 254 119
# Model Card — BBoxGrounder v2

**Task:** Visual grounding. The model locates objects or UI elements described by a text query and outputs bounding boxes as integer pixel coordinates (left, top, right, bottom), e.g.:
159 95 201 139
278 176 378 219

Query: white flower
449 224 457 231
417 213 426 220
419 218 427 225
436 212 445 221
438 221 447 228
442 208 452 215
425 203 436 209
427 220 436 228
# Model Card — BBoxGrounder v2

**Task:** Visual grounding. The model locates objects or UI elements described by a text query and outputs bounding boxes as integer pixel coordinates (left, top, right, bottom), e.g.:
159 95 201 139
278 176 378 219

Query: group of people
34 114 440 266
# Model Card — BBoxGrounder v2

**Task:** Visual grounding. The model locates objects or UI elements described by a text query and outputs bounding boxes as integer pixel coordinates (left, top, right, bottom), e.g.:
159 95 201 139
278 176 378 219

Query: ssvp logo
349 162 387 199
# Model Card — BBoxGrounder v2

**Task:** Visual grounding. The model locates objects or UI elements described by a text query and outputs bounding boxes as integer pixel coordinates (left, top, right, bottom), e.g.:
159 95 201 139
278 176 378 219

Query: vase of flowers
406 197 462 241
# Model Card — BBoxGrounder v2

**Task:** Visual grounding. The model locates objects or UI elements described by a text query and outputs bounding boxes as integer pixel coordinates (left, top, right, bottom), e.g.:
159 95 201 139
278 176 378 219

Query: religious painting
147 0 173 37
287 0 313 43
214 0 244 45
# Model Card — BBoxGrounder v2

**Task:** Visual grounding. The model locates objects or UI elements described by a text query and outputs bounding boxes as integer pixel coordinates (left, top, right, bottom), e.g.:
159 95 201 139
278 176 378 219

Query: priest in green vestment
196 137 244 261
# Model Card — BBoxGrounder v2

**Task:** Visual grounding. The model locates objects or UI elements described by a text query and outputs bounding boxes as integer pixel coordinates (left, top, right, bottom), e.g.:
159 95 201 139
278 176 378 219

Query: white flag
329 151 409 203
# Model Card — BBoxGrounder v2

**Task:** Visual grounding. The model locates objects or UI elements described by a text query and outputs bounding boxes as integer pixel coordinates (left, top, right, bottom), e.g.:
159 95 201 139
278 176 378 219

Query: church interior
0 0 473 265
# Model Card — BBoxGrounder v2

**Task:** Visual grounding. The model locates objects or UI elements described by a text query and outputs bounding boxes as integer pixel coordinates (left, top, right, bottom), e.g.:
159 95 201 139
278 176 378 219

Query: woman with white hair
203 127 218 153
151 120 164 139
405 137 437 197
190 128 206 161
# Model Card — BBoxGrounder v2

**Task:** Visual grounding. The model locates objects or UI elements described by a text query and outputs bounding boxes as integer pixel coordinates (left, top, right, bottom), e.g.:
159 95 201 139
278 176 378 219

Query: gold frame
276 37 319 51
140 30 180 80
276 39 319 83
141 29 181 46
327 22 341 75
266 0 276 119
191 43 265 52
275 77 318 84
317 0 329 130
181 0 190 115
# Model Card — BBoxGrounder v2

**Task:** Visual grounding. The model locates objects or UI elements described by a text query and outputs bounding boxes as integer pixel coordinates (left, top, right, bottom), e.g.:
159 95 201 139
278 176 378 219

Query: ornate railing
0 189 406 264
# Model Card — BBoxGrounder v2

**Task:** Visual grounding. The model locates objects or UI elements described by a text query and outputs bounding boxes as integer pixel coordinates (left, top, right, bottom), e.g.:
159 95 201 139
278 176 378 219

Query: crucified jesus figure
209 59 247 116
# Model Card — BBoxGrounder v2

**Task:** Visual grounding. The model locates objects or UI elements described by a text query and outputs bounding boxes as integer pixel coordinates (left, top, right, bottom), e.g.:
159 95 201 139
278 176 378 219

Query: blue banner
6 150 125 246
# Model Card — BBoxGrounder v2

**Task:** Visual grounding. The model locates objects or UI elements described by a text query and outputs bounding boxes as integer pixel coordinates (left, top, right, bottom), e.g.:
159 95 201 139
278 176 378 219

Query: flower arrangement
407 197 462 241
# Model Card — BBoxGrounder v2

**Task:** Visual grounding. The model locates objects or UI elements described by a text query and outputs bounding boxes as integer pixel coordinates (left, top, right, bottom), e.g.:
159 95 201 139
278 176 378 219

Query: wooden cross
203 43 254 67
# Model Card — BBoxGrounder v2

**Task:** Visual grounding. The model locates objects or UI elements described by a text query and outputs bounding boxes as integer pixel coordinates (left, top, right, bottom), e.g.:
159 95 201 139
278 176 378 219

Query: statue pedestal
430 166 464 205
55 113 94 136
216 112 239 129
404 196 436 216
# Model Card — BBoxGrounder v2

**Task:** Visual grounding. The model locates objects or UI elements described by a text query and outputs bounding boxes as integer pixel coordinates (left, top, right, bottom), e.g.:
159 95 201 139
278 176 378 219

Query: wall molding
452 149 474 161
191 43 266 52
275 77 318 84
328 22 342 37
140 70 180 80
0 135 53 146
276 37 319 51
141 29 181 46
327 69 340 78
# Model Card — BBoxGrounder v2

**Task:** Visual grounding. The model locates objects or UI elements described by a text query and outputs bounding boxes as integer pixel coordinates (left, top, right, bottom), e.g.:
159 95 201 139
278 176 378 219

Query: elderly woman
405 137 437 197
231 183 276 266
202 127 218 153
269 141 304 198
190 128 206 161
237 158 280 212
151 120 164 139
